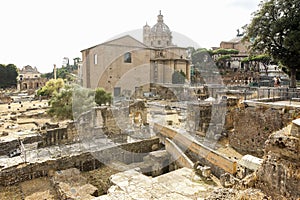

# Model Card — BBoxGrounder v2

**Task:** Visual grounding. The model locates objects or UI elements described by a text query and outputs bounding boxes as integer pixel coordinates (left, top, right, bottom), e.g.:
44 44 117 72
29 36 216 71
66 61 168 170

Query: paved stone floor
95 167 219 200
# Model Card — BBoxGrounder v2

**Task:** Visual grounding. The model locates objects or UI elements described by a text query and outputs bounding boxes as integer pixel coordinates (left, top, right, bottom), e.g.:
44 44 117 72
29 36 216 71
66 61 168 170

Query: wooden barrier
154 123 237 174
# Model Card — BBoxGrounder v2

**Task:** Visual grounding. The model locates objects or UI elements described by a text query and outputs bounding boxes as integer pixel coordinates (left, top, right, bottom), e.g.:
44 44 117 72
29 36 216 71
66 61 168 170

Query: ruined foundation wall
229 105 300 157
186 97 239 137
39 122 78 147
238 119 300 200
256 121 300 199
0 138 160 186
77 103 146 136
0 135 42 156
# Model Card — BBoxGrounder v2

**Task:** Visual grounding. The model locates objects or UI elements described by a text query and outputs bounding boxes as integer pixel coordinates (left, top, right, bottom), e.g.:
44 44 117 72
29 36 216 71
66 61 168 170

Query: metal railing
234 87 300 102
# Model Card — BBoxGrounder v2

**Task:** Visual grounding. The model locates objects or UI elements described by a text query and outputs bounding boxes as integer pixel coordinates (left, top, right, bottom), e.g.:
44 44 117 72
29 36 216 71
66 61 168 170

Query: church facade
17 65 47 92
80 12 191 97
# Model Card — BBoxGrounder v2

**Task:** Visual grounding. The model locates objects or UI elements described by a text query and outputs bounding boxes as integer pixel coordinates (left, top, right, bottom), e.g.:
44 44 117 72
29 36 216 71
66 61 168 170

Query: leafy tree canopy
0 64 18 88
242 54 271 63
41 58 80 81
94 87 112 106
37 78 64 97
191 48 213 65
48 84 111 120
172 70 186 84
212 48 239 55
245 0 300 87
48 84 73 120
216 55 231 62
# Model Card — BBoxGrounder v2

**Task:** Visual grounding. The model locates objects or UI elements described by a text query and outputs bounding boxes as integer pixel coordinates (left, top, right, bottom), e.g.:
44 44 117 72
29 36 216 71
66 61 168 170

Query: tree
211 49 239 68
254 54 272 75
41 57 80 81
242 54 272 74
245 0 300 88
172 70 186 84
216 55 232 68
48 84 73 120
94 87 112 106
190 47 223 85
48 84 96 120
37 78 64 97
6 64 18 86
0 64 18 88
72 85 96 119
212 48 239 55
191 48 213 66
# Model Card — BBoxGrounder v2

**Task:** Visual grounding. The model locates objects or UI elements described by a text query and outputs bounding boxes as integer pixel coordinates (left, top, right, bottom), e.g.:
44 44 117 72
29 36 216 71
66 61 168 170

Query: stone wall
178 96 299 158
0 135 42 156
0 140 20 156
0 138 160 186
229 104 300 157
239 119 300 200
186 97 239 138
38 122 78 148
76 101 147 138
256 120 300 199
51 168 98 199
186 102 212 134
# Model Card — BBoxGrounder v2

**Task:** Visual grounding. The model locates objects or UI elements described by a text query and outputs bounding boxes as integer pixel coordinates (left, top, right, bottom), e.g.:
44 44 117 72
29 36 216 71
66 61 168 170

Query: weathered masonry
0 138 160 186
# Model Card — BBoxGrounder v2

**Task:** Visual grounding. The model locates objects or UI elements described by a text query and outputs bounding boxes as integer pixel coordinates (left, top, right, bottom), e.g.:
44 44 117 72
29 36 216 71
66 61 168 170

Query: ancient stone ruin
0 87 299 200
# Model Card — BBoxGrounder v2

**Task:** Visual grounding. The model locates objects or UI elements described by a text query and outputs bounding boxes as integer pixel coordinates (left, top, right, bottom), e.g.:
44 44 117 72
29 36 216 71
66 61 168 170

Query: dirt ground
0 99 52 134
0 177 58 200
82 165 120 196
0 166 120 200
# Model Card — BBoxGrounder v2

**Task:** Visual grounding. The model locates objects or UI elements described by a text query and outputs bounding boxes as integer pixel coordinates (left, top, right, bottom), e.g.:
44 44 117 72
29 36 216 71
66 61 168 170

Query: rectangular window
158 40 161 45
114 87 121 97
94 54 98 65
124 52 132 63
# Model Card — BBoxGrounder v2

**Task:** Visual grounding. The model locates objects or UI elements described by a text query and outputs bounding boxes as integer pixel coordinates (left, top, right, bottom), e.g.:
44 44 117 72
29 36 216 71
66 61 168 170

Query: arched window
124 52 132 63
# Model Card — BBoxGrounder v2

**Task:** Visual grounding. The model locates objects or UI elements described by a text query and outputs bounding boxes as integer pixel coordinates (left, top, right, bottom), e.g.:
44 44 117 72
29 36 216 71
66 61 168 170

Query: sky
0 0 261 73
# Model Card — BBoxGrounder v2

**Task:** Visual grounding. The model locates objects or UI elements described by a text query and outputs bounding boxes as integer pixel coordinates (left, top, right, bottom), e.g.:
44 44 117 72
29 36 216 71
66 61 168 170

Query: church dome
150 11 171 34
143 11 173 47
151 23 171 34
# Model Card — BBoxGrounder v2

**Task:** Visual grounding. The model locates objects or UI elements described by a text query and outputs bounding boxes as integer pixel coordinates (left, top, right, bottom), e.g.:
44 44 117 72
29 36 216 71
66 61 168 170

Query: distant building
17 65 47 92
217 34 290 87
218 36 250 69
80 11 191 97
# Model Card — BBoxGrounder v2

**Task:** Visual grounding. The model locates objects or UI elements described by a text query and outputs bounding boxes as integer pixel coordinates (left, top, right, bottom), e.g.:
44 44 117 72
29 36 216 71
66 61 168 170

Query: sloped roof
81 35 148 52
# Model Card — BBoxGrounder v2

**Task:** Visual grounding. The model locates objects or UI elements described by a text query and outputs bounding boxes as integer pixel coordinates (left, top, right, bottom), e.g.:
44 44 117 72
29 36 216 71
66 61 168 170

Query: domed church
143 10 173 48
80 11 191 97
